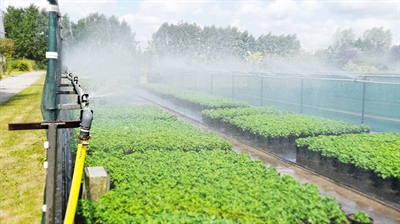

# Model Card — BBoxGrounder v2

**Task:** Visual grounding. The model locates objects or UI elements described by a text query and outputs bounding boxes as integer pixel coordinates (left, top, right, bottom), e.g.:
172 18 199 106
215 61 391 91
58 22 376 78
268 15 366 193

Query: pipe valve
78 109 93 140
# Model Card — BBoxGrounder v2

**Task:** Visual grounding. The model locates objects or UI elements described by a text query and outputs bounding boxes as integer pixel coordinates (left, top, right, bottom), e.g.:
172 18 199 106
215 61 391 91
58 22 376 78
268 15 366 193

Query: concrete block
83 166 110 201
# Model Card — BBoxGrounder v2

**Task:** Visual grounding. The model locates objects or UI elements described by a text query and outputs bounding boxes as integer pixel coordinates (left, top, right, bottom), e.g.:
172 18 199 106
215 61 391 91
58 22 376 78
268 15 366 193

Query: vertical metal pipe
210 74 213 95
41 3 58 121
300 78 304 114
42 2 59 224
260 77 264 106
232 74 235 99
194 74 197 90
361 82 366 124
46 124 58 224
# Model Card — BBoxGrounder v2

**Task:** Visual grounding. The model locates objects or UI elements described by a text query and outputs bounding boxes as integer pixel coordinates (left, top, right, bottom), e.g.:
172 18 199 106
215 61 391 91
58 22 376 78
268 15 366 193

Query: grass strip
0 75 46 224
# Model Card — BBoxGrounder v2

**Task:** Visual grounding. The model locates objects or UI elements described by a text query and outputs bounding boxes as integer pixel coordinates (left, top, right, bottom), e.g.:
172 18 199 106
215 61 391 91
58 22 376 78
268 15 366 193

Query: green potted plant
347 211 373 224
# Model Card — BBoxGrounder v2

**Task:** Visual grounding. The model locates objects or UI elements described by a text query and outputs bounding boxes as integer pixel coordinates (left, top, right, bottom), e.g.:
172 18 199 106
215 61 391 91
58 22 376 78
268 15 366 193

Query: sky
1 0 399 51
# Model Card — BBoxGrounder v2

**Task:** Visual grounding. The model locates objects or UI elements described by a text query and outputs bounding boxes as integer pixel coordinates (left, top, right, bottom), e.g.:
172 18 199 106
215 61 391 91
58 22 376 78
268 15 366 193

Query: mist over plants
2 4 399 77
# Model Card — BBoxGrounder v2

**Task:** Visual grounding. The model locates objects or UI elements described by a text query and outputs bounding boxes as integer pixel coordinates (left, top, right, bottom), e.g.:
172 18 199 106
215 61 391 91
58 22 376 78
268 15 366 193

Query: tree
3 4 47 68
388 45 400 62
65 13 138 54
60 14 74 50
152 22 259 62
359 27 392 56
256 32 300 57
0 38 14 78
328 28 359 67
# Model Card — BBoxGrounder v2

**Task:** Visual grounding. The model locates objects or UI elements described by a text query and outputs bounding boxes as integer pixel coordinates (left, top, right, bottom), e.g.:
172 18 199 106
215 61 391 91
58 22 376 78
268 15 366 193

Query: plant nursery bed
144 84 249 113
202 116 367 161
296 146 400 208
79 105 362 223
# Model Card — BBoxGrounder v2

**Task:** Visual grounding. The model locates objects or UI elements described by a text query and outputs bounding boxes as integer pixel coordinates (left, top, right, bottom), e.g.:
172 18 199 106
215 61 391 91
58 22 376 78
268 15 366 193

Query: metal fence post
42 1 59 122
210 74 214 95
361 82 366 124
45 123 58 224
194 74 197 90
300 78 304 114
232 74 235 99
260 77 264 106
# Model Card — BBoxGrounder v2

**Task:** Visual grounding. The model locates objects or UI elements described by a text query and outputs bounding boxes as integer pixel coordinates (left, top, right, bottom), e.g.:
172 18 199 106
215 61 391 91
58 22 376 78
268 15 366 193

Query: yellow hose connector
64 141 88 224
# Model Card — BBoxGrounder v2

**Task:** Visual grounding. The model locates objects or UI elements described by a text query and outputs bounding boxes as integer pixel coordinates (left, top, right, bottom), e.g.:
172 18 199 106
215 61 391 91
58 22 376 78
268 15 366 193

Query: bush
343 60 380 72
7 59 34 72
16 59 33 71
7 59 16 73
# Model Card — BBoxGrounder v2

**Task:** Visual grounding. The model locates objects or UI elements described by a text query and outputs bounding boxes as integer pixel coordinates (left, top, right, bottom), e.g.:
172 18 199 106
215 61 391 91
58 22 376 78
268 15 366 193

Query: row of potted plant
78 105 371 223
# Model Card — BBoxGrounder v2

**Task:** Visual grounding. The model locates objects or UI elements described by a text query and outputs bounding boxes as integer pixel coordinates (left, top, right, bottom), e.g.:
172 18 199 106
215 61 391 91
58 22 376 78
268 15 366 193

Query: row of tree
327 27 397 69
2 5 47 68
151 22 301 61
60 13 138 53
1 4 399 72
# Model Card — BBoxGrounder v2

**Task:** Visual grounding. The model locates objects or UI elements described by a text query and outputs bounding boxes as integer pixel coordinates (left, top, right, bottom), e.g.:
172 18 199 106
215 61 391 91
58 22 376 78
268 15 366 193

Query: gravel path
0 71 44 105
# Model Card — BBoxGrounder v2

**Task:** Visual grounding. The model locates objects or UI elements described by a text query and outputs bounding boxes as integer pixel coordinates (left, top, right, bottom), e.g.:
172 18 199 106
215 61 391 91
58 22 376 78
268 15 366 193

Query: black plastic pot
346 214 374 224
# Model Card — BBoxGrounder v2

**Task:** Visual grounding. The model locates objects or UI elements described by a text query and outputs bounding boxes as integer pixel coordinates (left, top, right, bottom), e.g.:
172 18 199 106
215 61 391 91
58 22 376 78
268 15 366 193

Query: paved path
0 71 44 105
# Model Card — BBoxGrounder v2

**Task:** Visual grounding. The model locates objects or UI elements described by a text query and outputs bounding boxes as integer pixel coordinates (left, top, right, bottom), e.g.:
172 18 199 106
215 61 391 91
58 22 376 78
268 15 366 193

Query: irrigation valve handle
78 109 93 140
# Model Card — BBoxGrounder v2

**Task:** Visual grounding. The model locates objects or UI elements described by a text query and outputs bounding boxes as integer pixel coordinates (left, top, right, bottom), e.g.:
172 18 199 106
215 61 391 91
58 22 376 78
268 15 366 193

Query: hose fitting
78 108 93 140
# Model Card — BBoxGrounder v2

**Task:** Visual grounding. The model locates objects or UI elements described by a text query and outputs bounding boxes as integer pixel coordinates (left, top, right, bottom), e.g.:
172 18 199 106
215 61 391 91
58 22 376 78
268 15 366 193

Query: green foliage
360 27 392 56
245 51 263 69
389 45 400 62
4 4 47 67
16 59 33 71
64 13 138 52
88 105 232 155
79 105 349 223
152 22 300 62
146 84 249 109
0 38 14 58
328 28 359 67
343 60 380 72
7 59 33 72
203 107 287 120
296 133 400 179
349 211 370 223
256 32 301 57
328 27 394 70
203 107 370 138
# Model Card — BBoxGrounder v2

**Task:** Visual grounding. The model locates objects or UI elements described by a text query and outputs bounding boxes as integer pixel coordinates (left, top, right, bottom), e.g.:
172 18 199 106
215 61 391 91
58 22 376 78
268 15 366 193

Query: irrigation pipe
64 141 88 224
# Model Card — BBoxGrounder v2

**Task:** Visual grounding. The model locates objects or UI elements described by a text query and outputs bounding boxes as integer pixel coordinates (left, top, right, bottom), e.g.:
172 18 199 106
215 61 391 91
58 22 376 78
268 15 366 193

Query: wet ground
101 89 400 223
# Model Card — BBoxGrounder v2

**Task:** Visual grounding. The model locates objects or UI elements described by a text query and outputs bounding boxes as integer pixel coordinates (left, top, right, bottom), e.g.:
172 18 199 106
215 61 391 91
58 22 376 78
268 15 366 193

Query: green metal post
41 1 59 122
42 2 59 224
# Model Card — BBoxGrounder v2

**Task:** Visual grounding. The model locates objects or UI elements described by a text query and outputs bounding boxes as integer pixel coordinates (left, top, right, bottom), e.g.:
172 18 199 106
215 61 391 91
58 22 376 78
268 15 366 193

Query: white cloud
230 19 244 31
234 0 318 20
329 1 398 20
139 0 208 16
119 13 166 45
1 0 47 9
297 20 340 50
58 0 117 21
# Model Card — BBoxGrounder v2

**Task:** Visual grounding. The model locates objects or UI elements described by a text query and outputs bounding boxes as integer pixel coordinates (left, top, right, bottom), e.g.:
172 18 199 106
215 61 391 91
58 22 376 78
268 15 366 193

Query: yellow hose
64 142 88 224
